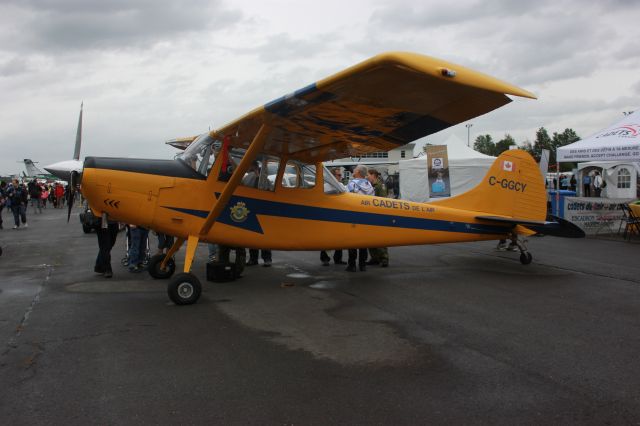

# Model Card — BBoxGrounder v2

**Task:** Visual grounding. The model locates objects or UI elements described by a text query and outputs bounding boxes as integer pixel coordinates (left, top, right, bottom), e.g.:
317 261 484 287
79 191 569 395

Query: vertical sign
426 145 451 198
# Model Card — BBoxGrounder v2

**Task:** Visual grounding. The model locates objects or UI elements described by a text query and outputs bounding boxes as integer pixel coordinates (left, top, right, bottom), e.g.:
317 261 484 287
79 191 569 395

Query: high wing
212 52 535 163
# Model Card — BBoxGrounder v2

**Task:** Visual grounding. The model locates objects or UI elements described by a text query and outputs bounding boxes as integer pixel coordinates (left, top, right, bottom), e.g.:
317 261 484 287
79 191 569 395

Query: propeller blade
67 171 78 222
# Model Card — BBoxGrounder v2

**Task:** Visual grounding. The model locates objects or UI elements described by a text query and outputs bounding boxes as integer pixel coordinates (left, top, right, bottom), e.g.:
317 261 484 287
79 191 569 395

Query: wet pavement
1 206 640 424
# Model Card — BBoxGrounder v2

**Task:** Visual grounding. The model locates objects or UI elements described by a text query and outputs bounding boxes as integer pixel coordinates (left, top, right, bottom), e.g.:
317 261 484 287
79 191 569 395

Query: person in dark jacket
95 216 119 278
366 169 389 267
6 179 28 229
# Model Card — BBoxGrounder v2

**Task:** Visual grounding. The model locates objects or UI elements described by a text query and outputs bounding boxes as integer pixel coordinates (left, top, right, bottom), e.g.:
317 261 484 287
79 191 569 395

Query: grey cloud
0 0 243 52
369 0 554 29
365 1 640 86
250 33 337 63
0 57 29 76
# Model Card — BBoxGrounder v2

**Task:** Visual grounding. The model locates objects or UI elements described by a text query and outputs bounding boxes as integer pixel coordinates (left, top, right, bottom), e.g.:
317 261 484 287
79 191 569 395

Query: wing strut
198 123 271 237
172 122 271 275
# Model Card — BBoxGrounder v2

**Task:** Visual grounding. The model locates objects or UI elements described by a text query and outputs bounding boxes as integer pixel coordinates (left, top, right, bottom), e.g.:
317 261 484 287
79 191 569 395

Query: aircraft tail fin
23 159 45 177
432 150 547 222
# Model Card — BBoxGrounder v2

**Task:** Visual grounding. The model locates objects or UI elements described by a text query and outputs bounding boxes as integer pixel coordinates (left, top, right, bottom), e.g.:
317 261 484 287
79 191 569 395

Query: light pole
465 123 473 147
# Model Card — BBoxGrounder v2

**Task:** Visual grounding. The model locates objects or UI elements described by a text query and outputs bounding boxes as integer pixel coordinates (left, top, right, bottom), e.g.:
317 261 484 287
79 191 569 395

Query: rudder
431 150 547 221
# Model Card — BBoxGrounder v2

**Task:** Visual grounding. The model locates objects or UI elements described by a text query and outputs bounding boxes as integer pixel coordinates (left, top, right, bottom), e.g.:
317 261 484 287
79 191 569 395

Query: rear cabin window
283 160 316 189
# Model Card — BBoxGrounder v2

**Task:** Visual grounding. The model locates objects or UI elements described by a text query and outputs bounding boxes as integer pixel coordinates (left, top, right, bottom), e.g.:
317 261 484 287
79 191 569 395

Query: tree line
473 127 580 170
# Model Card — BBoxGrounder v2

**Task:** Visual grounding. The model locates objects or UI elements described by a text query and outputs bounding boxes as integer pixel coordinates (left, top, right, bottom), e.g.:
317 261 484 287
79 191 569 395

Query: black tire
0 246 2 257
148 254 176 279
168 273 202 305
82 224 92 234
520 252 533 265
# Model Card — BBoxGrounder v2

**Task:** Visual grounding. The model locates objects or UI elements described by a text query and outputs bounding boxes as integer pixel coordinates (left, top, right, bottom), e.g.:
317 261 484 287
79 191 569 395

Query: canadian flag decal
502 160 515 172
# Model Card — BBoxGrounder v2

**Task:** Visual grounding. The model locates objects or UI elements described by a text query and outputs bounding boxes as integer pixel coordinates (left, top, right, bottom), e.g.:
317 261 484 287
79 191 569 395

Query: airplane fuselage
81 157 510 250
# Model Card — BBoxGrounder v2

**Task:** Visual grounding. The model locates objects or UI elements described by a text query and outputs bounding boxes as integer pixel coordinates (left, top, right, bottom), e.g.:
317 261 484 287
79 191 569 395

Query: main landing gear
147 236 203 305
168 273 202 305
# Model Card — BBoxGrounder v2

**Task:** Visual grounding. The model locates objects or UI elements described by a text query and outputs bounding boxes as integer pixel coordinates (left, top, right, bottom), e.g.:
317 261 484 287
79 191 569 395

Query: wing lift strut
149 123 271 305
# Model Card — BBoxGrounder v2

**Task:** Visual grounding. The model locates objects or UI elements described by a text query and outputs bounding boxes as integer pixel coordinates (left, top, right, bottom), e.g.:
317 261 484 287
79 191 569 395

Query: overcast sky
1 0 639 175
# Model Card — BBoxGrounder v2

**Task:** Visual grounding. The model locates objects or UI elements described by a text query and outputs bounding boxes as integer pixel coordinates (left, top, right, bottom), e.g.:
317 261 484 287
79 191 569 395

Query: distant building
324 143 415 178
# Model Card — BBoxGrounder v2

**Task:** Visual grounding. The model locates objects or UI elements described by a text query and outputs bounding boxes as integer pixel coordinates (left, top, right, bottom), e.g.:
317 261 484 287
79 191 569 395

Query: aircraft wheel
520 252 533 265
82 224 92 234
168 273 202 305
148 254 175 279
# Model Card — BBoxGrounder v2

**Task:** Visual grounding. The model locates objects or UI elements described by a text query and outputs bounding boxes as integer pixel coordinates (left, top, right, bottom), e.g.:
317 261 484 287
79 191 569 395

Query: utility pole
465 123 473 147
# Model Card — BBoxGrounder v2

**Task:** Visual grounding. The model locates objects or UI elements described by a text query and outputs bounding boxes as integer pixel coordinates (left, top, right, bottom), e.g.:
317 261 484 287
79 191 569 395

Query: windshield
177 133 218 176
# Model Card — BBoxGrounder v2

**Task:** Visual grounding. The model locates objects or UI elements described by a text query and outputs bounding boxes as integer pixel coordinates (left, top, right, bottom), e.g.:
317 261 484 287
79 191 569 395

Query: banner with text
563 197 633 235
426 145 450 198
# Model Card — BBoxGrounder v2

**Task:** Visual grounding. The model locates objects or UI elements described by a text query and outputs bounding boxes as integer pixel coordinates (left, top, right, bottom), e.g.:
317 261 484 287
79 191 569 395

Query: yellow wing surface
213 52 535 163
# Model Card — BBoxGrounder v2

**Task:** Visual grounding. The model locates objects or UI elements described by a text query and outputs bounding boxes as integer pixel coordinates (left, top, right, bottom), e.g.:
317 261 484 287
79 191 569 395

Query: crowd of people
0 178 70 230
546 171 605 197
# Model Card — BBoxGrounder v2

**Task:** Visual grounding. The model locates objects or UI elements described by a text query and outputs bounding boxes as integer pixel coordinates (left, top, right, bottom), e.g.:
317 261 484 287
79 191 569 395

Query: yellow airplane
79 52 584 305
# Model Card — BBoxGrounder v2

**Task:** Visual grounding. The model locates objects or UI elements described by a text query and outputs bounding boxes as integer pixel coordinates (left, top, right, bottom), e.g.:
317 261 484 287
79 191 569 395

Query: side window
240 153 280 191
617 168 631 189
283 160 316 189
261 158 280 191
282 163 298 188
217 147 280 191
301 164 316 189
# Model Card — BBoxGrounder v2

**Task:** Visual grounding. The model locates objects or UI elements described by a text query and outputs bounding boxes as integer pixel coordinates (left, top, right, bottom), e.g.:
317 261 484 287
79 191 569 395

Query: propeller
67 170 80 222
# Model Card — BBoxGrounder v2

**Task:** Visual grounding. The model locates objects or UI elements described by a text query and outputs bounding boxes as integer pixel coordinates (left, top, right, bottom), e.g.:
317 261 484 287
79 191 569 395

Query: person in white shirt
593 171 603 198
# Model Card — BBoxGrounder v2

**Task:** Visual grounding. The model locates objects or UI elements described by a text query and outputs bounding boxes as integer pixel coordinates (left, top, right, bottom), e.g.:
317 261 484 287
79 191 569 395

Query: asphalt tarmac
1 206 639 424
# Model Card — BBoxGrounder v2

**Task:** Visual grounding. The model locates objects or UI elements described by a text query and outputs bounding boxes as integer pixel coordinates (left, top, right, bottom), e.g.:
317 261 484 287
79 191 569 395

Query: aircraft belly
211 214 506 250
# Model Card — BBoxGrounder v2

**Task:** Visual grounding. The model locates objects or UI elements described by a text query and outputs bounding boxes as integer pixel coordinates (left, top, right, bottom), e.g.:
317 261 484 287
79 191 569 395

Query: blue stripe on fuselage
161 195 508 236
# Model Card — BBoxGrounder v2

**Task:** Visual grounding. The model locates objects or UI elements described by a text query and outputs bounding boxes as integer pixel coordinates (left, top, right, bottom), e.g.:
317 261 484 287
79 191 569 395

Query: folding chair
619 204 640 240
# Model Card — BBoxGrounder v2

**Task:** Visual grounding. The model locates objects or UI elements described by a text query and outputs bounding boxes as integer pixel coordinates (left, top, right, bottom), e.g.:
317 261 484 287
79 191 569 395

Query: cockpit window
177 133 218 176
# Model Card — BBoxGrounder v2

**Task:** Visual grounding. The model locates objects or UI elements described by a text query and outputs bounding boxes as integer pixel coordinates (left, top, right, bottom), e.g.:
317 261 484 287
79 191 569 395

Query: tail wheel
168 273 202 305
148 254 176 279
519 252 533 265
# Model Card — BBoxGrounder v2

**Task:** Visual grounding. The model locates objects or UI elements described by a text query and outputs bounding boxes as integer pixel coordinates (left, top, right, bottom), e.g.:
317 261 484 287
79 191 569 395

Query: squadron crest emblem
230 202 250 222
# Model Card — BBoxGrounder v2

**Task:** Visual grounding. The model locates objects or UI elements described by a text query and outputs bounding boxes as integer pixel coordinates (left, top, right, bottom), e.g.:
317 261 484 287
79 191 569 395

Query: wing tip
366 51 537 100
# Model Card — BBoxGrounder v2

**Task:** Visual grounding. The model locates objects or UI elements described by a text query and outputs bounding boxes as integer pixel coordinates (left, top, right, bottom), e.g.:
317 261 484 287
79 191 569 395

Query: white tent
399 134 495 202
557 110 640 162
576 161 640 199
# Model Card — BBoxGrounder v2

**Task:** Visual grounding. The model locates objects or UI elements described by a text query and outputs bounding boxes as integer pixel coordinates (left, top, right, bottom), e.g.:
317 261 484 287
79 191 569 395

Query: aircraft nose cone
44 160 84 181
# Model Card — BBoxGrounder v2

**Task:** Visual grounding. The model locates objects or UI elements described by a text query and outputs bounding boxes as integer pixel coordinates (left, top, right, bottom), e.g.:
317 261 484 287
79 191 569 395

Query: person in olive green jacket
366 169 389 267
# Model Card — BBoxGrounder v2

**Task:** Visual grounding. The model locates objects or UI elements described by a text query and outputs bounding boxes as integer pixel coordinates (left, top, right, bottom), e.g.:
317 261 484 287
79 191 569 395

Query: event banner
563 197 633 235
425 145 450 198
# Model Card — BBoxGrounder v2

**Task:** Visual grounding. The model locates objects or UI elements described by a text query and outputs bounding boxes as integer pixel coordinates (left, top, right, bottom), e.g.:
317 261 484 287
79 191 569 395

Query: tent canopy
399 134 495 202
557 110 640 162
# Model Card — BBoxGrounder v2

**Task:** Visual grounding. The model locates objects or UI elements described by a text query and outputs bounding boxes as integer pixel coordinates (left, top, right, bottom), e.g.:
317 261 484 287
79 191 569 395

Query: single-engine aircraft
79 52 584 305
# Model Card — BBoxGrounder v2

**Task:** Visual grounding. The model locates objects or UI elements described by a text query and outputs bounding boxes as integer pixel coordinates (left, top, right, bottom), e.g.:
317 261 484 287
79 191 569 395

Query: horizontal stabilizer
477 215 585 238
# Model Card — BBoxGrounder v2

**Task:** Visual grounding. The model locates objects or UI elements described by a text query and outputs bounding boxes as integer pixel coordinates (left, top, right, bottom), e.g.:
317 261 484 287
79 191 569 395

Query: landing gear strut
509 232 533 265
